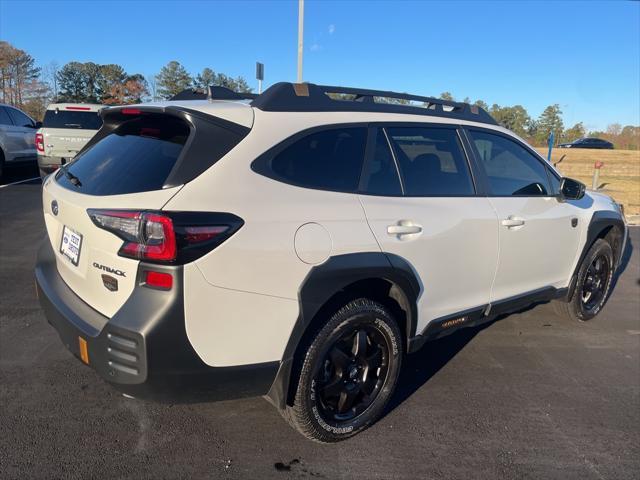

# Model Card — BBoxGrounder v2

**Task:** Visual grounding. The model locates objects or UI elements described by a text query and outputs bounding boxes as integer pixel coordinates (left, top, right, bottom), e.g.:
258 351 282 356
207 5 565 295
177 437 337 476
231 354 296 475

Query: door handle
387 223 423 237
501 216 525 228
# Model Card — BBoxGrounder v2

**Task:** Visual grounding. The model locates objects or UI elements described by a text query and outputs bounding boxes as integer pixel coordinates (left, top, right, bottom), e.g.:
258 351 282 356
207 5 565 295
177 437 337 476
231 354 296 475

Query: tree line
0 41 252 120
0 41 637 149
439 91 639 150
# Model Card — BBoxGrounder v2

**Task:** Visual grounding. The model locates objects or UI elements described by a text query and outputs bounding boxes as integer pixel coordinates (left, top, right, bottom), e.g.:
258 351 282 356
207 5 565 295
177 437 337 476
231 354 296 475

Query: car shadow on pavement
0 163 40 186
611 230 634 292
385 232 635 417
385 320 495 415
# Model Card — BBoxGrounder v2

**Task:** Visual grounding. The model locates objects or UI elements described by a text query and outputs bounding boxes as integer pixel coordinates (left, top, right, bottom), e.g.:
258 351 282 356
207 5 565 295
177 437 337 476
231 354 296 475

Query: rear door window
43 109 103 130
6 107 34 127
385 126 475 196
256 127 367 192
56 116 189 195
0 107 13 125
469 130 552 196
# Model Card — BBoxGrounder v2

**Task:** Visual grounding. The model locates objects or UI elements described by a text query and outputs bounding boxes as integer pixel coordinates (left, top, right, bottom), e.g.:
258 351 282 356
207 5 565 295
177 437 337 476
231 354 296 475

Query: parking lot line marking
0 177 41 189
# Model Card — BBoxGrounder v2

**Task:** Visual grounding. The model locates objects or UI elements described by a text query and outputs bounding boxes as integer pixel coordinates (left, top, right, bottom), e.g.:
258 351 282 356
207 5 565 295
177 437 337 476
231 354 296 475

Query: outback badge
101 274 118 292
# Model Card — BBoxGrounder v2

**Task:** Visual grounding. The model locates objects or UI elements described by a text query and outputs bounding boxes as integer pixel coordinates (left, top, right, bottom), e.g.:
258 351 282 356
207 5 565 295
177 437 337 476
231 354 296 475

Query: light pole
297 0 304 83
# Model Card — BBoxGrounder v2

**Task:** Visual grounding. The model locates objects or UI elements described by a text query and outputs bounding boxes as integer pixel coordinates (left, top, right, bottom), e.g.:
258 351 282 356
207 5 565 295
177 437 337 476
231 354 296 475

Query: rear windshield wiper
61 164 82 187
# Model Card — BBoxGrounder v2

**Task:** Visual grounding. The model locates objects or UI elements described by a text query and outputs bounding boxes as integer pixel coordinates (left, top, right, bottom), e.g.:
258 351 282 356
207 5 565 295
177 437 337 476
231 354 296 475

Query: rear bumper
37 155 71 173
35 239 278 402
37 155 64 174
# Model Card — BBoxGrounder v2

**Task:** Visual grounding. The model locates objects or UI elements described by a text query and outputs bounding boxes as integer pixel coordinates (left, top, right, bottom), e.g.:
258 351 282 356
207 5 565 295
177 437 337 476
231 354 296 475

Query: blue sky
1 0 638 130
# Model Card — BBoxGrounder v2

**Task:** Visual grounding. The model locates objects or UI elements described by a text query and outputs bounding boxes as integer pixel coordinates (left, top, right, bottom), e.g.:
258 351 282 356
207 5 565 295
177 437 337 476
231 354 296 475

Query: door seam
486 197 501 304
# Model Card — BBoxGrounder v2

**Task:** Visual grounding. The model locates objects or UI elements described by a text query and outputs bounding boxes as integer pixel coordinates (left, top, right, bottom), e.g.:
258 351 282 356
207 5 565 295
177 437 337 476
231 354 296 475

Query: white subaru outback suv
35 83 627 442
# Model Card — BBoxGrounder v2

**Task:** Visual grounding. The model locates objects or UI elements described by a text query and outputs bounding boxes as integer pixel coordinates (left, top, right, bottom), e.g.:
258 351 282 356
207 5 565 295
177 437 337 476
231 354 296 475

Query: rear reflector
144 271 173 290
184 225 229 243
66 106 91 111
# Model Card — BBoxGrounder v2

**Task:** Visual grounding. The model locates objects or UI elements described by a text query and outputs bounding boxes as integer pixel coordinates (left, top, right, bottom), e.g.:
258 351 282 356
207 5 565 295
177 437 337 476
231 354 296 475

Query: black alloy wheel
284 298 402 442
315 325 390 422
552 238 615 322
581 254 611 313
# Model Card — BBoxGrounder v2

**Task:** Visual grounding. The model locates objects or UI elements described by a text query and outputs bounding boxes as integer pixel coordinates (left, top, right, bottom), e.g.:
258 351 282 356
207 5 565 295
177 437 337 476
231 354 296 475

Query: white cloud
310 43 322 52
328 24 335 35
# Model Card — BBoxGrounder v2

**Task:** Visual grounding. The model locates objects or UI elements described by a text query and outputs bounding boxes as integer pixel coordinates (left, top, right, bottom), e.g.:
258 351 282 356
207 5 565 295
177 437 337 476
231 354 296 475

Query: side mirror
34 121 43 129
560 177 586 200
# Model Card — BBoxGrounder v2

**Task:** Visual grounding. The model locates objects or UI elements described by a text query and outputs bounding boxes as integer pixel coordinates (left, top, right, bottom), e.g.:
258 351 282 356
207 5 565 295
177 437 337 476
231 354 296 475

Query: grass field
535 147 640 218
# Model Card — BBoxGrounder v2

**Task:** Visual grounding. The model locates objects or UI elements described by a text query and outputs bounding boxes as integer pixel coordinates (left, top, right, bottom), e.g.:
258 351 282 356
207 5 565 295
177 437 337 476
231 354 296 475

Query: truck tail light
35 133 44 153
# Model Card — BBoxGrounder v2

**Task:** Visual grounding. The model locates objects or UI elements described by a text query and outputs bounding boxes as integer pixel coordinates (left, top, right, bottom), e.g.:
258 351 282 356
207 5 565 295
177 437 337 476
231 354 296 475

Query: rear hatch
41 107 103 161
42 105 250 317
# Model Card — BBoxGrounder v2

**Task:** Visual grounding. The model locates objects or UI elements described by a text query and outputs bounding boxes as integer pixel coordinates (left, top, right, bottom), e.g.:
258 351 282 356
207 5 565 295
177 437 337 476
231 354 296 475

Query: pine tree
155 61 192 99
536 104 564 145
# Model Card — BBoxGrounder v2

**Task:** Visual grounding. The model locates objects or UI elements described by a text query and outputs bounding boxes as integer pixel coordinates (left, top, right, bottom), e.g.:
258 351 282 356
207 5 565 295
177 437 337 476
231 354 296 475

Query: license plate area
60 225 83 266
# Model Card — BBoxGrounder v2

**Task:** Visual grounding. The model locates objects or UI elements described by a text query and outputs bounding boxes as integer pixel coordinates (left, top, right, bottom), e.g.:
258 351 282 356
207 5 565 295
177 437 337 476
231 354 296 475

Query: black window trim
357 126 405 197
382 127 406 195
252 121 487 198
462 126 562 199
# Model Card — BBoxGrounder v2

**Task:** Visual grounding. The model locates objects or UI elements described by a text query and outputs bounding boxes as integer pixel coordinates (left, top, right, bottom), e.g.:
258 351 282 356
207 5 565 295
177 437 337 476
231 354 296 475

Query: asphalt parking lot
1 170 639 480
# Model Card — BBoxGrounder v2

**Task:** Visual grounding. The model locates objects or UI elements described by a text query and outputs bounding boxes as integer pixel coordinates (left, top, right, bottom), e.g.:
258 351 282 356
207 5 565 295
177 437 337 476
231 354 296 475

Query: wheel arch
265 252 420 410
568 210 626 299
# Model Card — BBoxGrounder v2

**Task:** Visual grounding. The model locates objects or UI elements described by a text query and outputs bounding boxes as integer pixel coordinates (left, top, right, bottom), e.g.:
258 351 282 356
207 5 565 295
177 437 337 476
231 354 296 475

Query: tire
0 149 5 181
283 298 403 443
553 239 614 321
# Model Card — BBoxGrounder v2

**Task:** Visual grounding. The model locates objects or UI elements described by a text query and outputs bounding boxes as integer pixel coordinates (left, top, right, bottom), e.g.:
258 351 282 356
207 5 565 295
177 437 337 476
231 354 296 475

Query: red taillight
66 106 91 111
144 271 173 290
35 133 44 153
86 210 241 264
121 108 142 115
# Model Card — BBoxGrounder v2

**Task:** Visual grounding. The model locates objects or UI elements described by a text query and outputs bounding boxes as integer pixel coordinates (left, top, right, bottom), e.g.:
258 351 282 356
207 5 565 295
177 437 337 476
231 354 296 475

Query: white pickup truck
36 103 103 177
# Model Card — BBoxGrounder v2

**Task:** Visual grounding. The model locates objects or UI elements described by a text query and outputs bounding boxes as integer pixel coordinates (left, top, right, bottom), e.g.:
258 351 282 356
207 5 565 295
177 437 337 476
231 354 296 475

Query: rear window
56 116 189 195
43 109 103 130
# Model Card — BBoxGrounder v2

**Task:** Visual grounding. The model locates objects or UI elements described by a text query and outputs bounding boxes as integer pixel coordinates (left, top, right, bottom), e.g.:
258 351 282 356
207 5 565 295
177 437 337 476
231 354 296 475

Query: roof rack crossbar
250 82 497 125
169 86 257 102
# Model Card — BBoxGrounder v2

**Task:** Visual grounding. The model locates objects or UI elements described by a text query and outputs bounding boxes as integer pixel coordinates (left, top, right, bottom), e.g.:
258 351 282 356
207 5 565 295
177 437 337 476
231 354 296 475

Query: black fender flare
266 252 420 410
568 209 626 299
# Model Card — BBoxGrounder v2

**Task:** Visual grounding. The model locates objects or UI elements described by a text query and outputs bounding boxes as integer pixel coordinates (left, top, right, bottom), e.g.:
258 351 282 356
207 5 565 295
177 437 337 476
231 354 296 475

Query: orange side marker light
78 337 89 364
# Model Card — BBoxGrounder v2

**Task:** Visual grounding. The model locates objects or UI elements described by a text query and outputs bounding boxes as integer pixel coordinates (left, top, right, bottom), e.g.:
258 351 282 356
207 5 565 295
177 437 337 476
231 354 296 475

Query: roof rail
170 86 257 102
250 82 497 125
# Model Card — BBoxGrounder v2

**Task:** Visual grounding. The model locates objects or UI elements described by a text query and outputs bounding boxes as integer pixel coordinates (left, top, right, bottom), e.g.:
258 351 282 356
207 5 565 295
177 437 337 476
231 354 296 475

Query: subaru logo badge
51 200 59 216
